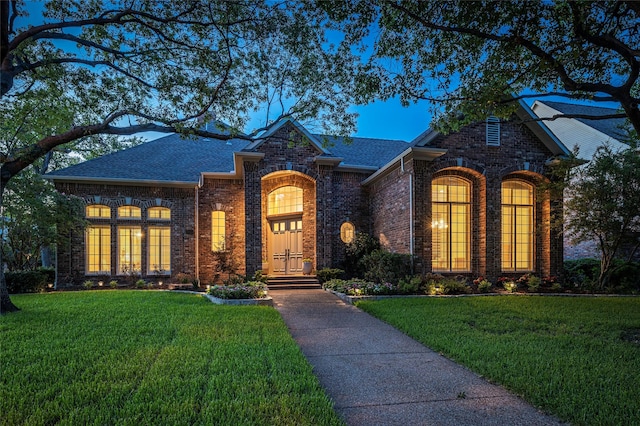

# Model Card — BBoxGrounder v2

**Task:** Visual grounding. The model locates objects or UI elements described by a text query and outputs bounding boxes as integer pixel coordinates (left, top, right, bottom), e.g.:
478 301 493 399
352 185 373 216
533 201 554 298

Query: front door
271 218 303 275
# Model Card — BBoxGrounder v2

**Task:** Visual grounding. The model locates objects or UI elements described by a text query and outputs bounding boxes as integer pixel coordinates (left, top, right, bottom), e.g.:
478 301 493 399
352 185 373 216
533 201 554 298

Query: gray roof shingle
46 131 413 183
46 134 251 183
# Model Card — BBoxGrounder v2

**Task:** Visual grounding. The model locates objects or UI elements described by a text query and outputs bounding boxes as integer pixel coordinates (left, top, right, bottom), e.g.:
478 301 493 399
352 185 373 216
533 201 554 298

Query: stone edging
326 288 639 305
166 290 274 306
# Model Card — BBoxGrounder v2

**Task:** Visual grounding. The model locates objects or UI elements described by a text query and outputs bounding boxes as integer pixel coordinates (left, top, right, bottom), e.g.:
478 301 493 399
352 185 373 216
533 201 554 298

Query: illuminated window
340 222 355 243
118 226 142 274
431 176 470 272
502 181 534 271
268 186 303 215
86 226 111 274
148 227 170 274
148 207 170 220
212 211 225 252
118 205 141 218
86 205 110 218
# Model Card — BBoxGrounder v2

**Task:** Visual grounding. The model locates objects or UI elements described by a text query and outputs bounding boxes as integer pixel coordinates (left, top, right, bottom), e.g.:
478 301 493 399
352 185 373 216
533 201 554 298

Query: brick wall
54 182 196 286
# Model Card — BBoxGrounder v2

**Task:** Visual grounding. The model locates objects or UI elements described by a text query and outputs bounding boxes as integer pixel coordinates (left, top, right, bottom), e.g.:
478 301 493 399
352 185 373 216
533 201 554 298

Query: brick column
244 161 262 276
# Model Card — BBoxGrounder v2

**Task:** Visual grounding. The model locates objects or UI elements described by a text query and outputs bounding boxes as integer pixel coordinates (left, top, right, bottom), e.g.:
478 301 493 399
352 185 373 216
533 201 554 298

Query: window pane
118 206 141 218
432 177 470 272
86 205 110 218
148 207 170 219
340 222 355 243
501 181 534 271
86 226 110 273
118 227 142 274
212 211 225 251
149 227 170 273
268 186 303 215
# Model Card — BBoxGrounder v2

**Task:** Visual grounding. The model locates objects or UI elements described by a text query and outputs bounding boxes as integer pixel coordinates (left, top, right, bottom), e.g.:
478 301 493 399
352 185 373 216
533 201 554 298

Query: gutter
42 175 198 188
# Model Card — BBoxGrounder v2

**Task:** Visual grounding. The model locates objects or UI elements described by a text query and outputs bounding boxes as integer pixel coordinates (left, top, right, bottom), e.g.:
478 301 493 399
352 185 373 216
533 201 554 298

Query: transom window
502 180 534 271
268 186 303 216
211 211 226 252
431 176 471 272
340 222 355 243
86 205 110 218
148 207 170 220
118 205 141 218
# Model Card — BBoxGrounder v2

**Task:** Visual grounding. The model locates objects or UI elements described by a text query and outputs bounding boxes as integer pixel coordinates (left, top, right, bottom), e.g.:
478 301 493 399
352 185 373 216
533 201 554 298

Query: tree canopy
321 0 640 133
0 0 359 313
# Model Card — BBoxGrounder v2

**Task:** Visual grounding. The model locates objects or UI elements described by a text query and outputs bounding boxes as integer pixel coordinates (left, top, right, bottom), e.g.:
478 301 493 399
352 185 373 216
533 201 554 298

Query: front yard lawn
0 291 342 426
356 296 640 426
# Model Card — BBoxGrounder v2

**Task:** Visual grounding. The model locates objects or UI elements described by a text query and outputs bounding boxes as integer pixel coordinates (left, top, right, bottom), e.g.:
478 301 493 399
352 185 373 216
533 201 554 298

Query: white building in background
531 100 631 260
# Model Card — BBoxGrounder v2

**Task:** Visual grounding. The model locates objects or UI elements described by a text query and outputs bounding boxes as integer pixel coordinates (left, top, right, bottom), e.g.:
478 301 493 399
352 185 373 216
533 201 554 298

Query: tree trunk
0 178 20 313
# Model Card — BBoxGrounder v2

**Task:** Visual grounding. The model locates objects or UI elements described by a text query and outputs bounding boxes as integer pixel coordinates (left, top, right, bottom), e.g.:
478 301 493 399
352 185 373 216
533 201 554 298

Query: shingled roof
542 101 629 142
45 127 413 184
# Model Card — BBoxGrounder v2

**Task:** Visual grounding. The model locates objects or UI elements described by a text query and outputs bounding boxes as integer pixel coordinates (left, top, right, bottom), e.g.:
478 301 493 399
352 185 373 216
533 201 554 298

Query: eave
362 146 447 186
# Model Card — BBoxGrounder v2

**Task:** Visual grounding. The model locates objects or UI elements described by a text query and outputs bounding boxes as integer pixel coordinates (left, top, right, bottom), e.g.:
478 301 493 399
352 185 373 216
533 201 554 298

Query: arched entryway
261 171 316 276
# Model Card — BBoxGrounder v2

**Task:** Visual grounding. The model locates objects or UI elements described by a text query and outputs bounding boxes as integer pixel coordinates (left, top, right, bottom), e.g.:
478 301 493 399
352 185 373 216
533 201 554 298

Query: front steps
267 275 321 290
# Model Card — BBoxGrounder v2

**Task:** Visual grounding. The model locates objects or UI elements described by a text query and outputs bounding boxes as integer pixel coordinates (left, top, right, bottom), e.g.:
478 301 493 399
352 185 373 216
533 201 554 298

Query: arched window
212 211 226 252
502 180 534 271
86 205 110 218
340 222 355 243
431 176 471 272
148 207 170 220
268 186 303 215
118 205 141 218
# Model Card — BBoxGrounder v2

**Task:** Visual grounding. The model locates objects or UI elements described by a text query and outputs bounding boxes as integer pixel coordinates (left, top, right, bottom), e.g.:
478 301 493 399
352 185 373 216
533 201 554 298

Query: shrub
473 276 492 293
223 274 246 286
360 249 412 284
83 280 94 290
322 278 397 296
207 281 267 299
344 232 380 277
527 275 542 292
440 277 472 295
503 280 517 293
109 280 118 289
5 270 49 294
316 268 344 284
398 275 422 294
135 279 146 289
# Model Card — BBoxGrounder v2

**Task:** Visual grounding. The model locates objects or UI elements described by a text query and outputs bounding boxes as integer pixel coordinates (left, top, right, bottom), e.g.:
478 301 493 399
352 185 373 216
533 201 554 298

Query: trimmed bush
6 270 49 294
360 249 412 284
316 268 344 284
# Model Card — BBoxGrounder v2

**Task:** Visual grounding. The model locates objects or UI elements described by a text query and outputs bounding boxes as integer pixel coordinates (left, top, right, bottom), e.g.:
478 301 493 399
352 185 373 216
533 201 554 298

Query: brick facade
54 117 564 286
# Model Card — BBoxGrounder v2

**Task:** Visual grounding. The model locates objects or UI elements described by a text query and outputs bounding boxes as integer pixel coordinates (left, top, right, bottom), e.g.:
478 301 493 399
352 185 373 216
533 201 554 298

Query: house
45 100 570 286
531 100 631 260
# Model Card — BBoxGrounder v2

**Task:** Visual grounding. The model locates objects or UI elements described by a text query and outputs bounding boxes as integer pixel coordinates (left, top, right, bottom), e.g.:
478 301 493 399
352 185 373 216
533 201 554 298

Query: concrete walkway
270 289 563 426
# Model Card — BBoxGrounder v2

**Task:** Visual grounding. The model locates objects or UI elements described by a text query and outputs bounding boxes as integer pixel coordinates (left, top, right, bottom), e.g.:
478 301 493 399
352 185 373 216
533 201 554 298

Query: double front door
271 218 303 275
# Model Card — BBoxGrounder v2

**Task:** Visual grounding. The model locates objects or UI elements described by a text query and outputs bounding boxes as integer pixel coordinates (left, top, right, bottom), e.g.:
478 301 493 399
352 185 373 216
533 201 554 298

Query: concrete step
267 275 321 290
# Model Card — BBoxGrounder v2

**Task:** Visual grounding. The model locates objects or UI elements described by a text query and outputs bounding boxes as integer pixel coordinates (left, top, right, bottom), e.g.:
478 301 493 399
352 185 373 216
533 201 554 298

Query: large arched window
268 186 303 216
431 176 471 272
502 180 534 271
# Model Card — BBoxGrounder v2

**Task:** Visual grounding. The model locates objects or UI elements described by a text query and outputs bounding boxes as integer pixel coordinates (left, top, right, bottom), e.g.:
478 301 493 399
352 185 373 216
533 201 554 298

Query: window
211 211 225 251
486 116 501 146
148 227 170 274
118 205 141 218
148 207 170 220
340 222 355 243
118 226 142 274
502 181 534 271
86 226 111 274
268 186 303 215
86 205 110 218
431 176 470 272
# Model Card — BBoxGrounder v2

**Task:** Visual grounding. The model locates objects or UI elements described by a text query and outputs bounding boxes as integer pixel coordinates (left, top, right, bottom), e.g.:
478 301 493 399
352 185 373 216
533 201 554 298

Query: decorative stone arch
258 164 319 181
260 170 317 275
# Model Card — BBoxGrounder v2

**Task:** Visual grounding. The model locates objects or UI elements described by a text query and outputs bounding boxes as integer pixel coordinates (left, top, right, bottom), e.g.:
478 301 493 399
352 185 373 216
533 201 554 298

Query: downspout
194 186 199 284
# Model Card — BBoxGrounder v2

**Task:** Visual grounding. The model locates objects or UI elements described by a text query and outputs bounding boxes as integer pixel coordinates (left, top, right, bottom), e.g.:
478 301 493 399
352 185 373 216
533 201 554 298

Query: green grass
356 295 640 426
0 291 343 426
